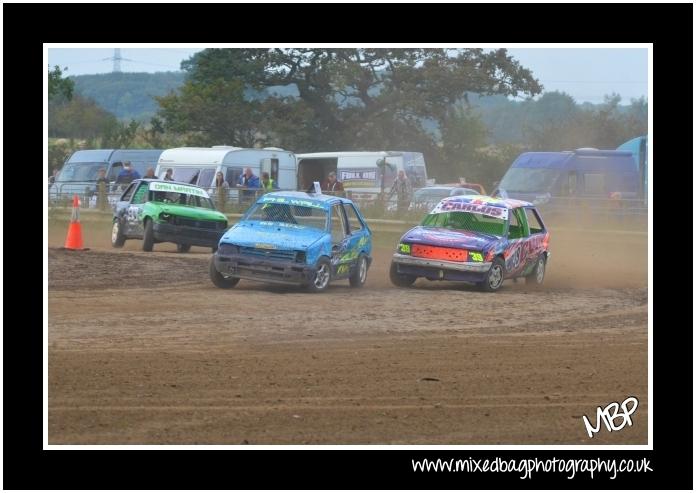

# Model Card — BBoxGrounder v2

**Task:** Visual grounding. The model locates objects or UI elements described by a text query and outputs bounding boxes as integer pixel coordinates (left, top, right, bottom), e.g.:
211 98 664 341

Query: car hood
156 204 227 221
401 226 501 252
221 221 327 250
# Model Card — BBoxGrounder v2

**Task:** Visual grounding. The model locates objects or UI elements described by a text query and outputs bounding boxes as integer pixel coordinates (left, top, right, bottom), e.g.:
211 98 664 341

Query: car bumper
153 222 224 247
392 253 492 283
213 253 316 286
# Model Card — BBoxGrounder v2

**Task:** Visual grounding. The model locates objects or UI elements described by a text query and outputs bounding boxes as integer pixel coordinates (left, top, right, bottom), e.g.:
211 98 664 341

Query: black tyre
142 219 155 252
480 257 505 292
307 258 331 293
209 256 240 289
111 219 126 248
211 245 218 253
349 254 368 288
389 261 416 287
525 254 546 286
177 243 191 253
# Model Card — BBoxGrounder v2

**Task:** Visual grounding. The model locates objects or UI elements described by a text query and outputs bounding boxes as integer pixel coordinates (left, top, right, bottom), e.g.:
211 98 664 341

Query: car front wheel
177 243 191 253
111 219 126 248
209 256 240 289
389 261 416 287
480 257 505 292
142 219 154 252
307 258 331 293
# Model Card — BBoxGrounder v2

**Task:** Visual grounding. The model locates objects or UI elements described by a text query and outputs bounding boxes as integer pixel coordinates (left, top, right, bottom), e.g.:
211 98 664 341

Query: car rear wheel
209 256 240 289
307 258 331 293
525 255 546 286
389 261 416 287
349 254 368 288
177 243 191 253
111 219 126 248
142 219 154 252
480 257 505 292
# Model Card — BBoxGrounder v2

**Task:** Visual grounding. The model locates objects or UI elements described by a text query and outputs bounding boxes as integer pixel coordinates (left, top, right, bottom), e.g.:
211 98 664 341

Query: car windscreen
55 162 104 182
498 168 562 193
244 203 328 231
414 189 451 201
150 190 215 210
421 211 506 237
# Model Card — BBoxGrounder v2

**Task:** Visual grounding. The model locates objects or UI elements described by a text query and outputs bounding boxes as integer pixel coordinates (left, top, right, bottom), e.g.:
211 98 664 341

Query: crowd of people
50 163 418 216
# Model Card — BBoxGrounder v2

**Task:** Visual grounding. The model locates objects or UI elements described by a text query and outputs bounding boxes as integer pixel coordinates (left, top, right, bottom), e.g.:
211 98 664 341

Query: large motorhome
295 151 428 197
494 148 640 205
155 146 297 190
50 148 164 196
616 135 648 205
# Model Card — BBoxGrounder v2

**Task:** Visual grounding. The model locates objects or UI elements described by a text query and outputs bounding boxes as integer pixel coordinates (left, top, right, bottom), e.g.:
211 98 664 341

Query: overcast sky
47 47 648 104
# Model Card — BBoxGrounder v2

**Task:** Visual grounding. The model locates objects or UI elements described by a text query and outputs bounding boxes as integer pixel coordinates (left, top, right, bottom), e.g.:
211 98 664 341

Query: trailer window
225 167 243 187
171 167 199 184
197 168 216 187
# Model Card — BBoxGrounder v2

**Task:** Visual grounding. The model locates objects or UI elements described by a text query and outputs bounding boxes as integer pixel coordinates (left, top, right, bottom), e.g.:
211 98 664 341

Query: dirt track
48 223 648 444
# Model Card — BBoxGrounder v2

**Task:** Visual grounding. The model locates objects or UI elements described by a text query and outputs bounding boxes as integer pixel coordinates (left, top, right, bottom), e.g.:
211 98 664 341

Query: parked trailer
155 146 297 190
295 151 429 199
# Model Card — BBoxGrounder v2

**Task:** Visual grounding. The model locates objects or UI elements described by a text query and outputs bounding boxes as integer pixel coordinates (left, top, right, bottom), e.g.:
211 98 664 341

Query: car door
523 207 548 273
329 203 351 278
125 182 150 237
114 182 137 234
504 207 531 277
342 202 371 276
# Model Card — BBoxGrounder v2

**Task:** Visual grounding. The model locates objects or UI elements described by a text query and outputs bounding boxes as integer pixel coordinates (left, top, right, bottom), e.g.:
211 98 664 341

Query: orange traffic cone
64 194 86 250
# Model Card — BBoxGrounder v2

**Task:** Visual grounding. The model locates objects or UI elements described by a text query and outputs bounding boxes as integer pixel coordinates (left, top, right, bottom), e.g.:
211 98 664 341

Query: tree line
47 50 647 187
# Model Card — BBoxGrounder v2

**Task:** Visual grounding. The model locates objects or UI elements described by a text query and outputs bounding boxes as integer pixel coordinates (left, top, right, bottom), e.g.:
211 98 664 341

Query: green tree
48 65 74 102
101 119 140 148
49 95 118 139
162 48 542 159
156 78 262 146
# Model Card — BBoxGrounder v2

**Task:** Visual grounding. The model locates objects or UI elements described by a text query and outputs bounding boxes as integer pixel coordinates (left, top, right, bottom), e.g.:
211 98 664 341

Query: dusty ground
48 220 648 444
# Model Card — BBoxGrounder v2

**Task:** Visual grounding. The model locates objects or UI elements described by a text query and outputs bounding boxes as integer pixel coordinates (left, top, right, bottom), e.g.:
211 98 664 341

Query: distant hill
70 72 640 144
71 72 186 122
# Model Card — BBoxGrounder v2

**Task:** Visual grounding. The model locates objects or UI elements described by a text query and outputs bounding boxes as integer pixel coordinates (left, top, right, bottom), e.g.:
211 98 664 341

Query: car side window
330 205 348 244
508 208 529 239
525 208 545 234
131 183 149 204
344 203 364 234
120 182 136 202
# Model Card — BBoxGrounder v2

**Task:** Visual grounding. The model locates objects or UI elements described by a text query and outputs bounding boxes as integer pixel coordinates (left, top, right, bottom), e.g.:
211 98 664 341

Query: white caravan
155 146 297 190
295 151 429 197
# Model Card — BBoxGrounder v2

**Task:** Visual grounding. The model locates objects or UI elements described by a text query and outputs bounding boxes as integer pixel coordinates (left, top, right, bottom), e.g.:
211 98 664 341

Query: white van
155 146 297 190
295 151 428 197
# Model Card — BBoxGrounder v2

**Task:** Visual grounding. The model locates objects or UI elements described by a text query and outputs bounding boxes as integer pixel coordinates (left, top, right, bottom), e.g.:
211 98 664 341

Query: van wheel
349 254 368 288
526 255 546 286
480 257 505 292
389 262 416 287
307 258 331 293
111 219 126 248
209 257 239 289
177 243 191 253
142 219 154 252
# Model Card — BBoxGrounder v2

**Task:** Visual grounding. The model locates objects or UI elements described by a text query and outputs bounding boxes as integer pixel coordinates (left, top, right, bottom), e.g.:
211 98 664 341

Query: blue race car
210 192 372 292
390 195 550 292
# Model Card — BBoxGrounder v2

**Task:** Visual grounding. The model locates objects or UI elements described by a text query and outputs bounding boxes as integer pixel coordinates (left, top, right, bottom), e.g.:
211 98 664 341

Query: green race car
111 179 228 252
